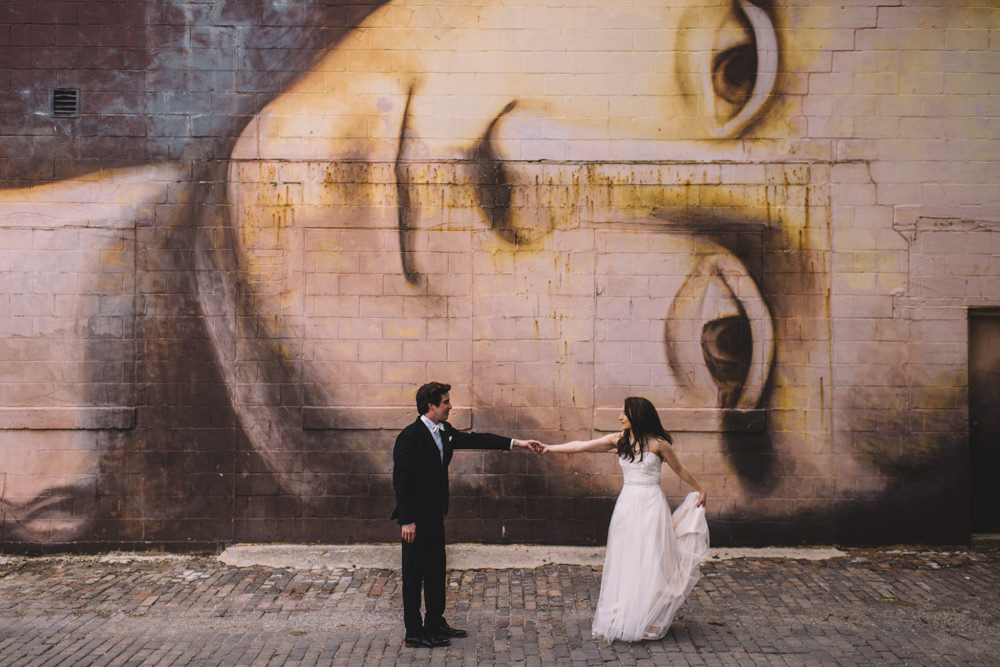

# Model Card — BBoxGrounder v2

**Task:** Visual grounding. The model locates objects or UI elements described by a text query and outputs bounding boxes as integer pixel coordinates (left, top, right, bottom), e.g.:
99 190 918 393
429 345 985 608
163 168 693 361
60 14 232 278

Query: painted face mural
3 0 993 546
198 0 828 525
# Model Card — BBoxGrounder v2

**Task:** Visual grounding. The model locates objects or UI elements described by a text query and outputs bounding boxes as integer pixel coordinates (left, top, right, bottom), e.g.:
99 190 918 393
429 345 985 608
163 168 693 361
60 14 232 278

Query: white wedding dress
591 452 710 642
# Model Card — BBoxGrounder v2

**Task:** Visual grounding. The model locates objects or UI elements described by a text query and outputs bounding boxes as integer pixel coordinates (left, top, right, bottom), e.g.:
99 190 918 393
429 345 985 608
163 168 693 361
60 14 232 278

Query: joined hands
512 439 546 453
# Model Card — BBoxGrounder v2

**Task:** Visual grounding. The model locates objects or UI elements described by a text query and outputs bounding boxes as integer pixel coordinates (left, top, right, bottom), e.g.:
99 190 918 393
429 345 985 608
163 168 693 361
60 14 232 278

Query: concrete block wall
1 1 997 550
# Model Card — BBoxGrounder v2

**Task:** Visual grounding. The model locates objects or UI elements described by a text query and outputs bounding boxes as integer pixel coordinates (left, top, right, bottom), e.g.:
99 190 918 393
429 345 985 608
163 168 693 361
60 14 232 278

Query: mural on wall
1 0 996 548
201 0 812 515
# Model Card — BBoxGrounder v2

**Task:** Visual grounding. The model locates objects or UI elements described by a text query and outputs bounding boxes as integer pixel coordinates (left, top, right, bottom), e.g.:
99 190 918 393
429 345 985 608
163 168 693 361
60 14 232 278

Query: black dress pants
401 517 446 634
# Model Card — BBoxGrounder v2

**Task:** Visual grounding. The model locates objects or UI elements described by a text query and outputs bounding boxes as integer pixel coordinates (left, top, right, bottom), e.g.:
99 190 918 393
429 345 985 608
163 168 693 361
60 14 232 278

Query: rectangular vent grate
52 88 80 117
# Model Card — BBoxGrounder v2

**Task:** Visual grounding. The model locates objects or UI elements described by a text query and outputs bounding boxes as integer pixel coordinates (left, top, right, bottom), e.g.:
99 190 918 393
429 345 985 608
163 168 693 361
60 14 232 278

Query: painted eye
702 314 753 406
713 44 757 107
665 250 773 410
709 0 778 138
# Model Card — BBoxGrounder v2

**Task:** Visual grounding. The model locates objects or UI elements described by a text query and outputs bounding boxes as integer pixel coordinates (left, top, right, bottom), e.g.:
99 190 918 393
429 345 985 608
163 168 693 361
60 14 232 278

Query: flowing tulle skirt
591 489 709 642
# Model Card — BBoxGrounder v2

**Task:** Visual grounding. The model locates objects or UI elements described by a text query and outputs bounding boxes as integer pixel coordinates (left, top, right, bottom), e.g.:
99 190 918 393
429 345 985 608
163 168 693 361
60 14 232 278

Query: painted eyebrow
592 211 768 236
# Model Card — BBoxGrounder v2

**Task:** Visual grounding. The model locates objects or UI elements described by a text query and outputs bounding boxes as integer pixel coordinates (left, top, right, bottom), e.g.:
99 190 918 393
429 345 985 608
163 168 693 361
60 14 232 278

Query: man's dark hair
416 382 451 415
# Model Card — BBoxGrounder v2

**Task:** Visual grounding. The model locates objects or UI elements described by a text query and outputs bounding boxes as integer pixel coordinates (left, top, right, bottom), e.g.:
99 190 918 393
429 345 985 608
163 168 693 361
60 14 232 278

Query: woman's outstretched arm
540 432 618 454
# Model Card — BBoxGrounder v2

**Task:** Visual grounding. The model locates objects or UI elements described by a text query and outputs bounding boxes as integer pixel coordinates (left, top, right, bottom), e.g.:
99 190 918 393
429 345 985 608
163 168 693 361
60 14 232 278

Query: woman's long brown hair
616 396 673 462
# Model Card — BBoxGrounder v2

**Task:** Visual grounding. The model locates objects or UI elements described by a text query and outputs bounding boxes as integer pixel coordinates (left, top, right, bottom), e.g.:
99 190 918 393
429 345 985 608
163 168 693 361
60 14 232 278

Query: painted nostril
470 105 516 245
469 102 566 246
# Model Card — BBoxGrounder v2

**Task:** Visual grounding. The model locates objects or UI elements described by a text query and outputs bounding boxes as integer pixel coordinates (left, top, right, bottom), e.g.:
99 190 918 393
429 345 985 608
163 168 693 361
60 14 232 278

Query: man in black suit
392 381 540 648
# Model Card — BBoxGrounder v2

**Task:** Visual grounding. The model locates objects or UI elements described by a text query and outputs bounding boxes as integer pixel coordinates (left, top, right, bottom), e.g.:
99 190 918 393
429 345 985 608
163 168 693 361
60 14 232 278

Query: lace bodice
619 451 662 486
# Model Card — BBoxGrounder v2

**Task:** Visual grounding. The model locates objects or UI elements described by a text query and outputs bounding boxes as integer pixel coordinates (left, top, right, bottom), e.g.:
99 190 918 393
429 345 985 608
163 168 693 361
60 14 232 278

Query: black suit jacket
391 418 511 525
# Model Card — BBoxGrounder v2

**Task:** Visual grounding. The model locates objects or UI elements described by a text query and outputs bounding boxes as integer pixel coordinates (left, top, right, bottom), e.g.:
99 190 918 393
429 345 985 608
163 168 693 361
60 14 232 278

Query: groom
391 381 540 648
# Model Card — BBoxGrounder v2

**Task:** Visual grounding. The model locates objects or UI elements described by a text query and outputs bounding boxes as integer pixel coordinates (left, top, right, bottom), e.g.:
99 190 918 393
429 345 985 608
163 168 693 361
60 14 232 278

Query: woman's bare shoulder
648 436 676 457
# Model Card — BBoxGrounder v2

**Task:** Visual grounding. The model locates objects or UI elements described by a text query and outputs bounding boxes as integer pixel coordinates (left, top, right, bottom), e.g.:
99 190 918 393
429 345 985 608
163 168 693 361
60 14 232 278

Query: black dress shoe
404 631 450 648
427 620 467 638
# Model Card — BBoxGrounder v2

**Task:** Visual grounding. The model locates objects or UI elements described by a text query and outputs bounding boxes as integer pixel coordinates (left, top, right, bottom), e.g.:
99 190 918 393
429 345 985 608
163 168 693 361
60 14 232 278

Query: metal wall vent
52 88 80 117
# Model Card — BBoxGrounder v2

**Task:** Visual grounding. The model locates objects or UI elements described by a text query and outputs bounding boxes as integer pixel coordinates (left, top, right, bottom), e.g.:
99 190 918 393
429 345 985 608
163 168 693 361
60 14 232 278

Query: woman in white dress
540 397 709 642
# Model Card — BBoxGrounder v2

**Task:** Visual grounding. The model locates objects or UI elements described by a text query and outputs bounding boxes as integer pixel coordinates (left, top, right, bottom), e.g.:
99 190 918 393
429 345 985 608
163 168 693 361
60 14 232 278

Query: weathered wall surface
1 1 997 550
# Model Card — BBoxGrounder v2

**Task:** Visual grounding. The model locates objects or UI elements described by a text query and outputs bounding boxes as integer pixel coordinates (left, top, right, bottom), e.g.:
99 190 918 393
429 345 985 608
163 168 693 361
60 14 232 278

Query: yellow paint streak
386 324 421 338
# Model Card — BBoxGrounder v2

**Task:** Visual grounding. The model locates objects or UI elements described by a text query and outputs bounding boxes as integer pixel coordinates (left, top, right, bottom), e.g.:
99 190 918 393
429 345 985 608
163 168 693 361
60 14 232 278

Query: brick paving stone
0 550 997 666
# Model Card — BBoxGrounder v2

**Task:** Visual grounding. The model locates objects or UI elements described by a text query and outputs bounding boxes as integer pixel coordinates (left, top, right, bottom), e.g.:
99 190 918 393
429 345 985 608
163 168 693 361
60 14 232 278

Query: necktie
433 424 444 463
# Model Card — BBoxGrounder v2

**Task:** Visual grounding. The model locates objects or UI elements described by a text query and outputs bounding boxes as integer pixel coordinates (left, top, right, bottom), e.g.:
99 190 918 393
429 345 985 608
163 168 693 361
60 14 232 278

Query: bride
540 397 709 642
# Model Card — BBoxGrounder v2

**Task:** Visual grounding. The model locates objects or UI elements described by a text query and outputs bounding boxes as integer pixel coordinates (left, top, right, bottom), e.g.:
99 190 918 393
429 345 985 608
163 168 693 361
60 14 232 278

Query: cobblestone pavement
0 548 997 666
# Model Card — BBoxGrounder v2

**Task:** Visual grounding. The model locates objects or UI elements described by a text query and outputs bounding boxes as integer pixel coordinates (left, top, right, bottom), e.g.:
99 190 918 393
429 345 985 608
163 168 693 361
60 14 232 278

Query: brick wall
1 1 997 550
